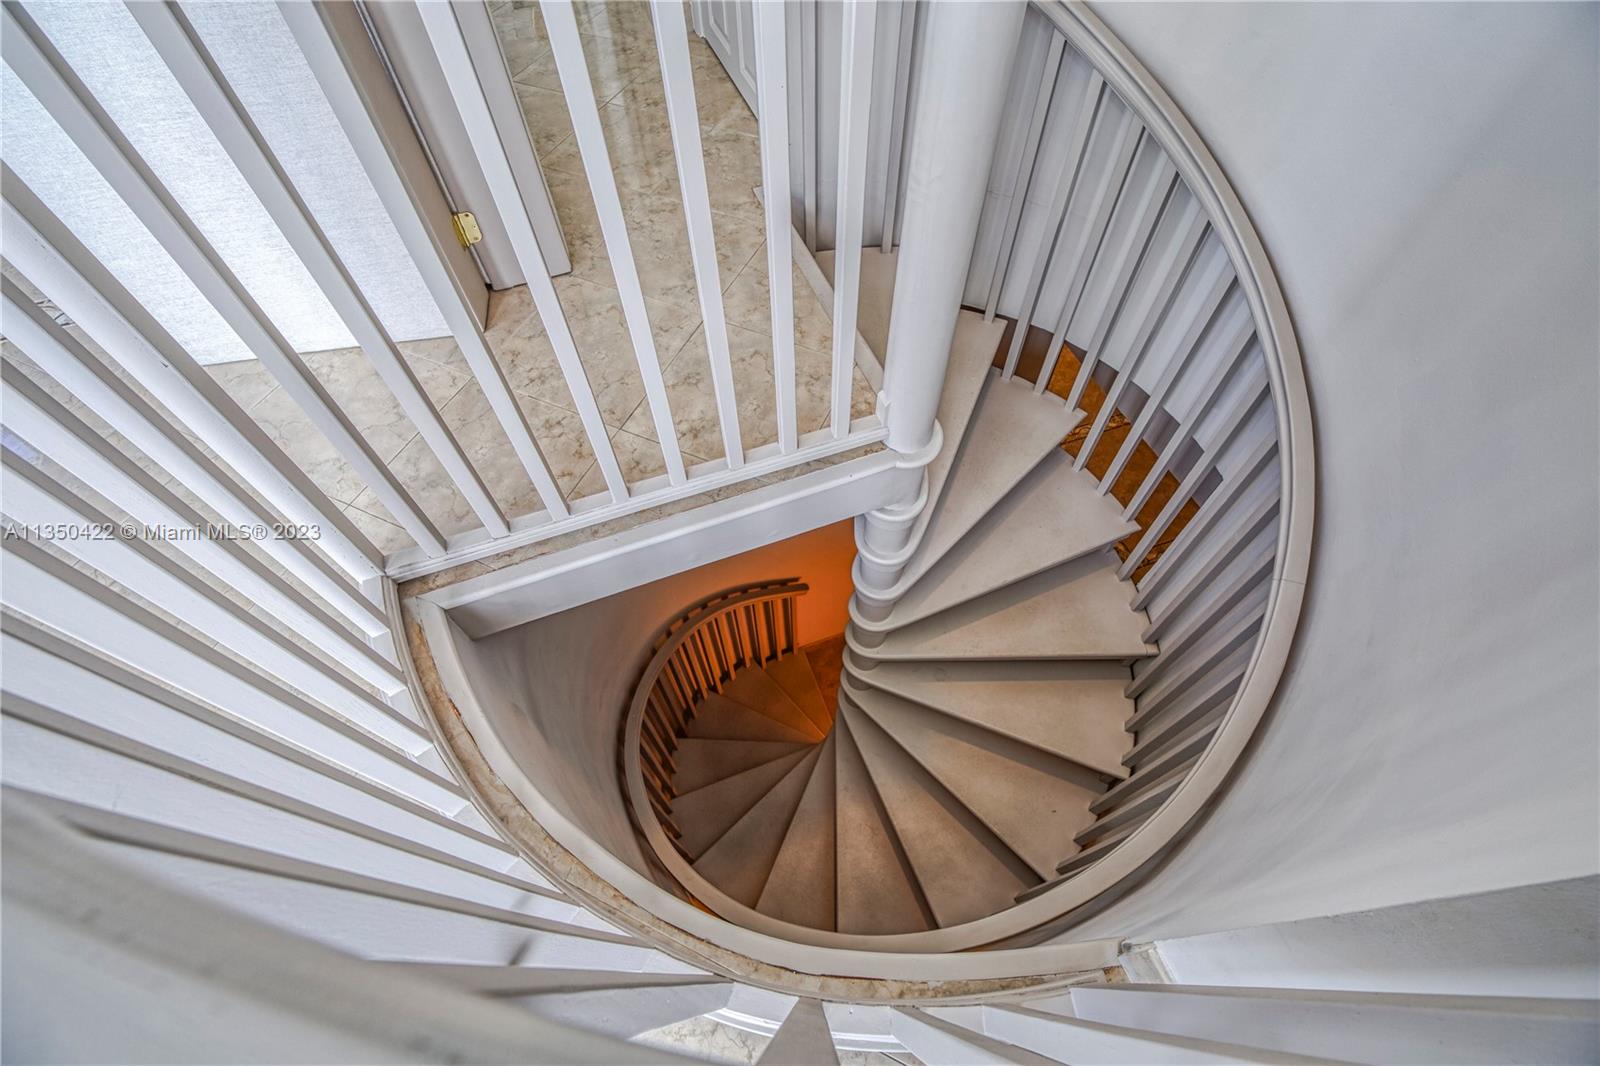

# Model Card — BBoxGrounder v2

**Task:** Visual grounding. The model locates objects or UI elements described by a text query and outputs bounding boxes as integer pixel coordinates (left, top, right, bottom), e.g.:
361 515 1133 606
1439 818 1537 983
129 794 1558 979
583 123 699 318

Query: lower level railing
626 580 807 858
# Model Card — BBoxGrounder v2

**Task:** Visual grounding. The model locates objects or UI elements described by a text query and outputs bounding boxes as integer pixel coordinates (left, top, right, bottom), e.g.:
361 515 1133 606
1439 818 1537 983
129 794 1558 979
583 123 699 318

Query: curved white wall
1064 1 1600 943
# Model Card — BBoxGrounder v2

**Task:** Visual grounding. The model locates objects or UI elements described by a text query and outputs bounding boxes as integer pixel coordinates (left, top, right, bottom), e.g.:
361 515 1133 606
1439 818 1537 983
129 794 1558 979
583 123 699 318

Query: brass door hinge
451 211 483 247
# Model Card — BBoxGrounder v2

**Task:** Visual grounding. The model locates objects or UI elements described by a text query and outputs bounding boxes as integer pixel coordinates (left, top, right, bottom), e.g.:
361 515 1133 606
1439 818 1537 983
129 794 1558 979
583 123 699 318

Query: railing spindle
829 0 877 438
751 0 798 452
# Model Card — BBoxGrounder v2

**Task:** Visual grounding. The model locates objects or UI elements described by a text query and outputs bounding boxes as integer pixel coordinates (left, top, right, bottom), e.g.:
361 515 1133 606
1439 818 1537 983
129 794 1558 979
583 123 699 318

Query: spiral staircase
639 322 1182 935
4 0 1597 1062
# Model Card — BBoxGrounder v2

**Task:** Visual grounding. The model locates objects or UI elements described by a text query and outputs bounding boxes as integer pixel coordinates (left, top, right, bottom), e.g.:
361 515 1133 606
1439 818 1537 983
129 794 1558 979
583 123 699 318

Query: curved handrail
622 580 816 899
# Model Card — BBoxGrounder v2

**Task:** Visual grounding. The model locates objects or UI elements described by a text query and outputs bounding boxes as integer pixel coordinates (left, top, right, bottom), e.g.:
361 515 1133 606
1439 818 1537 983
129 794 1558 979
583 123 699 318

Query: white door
692 0 757 111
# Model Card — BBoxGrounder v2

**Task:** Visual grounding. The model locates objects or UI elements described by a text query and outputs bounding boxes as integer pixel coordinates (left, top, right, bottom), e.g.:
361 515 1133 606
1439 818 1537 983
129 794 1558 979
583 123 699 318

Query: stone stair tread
888 449 1138 630
874 551 1156 662
671 738 812 795
719 668 825 741
693 746 822 907
764 652 833 734
672 748 815 860
757 732 839 931
686 693 820 745
843 702 1032 927
833 715 932 935
916 313 1009 534
1015 825 1138 904
898 373 1083 595
846 682 1099 882
848 658 1132 780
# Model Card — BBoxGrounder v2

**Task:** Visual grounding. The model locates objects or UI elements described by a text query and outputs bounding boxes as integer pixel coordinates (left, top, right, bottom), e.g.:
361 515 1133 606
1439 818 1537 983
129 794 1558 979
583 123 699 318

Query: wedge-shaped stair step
889 449 1138 630
686 692 818 744
844 702 1033 927
758 732 838 931
849 657 1132 780
899 374 1083 594
765 652 834 734
720 668 825 741
694 746 822 907
873 552 1155 663
1057 821 1137 876
672 747 814 860
1093 749 1201 816
672 738 810 794
1014 823 1137 904
846 682 1099 881
915 313 1011 536
833 715 932 935
374 965 732 1039
980 1004 1334 1066
1075 774 1179 847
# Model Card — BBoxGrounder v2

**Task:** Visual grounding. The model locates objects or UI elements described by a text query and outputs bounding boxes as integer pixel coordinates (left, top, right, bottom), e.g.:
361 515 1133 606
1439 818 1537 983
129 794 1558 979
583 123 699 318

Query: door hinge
451 211 483 247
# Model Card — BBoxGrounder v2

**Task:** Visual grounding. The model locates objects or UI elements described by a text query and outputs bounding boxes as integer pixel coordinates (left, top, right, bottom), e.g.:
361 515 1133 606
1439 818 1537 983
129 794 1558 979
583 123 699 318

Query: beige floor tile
570 424 705 500
301 347 471 464
623 318 776 460
544 168 764 313
205 358 279 411
543 86 682 194
514 82 579 158
491 274 701 429
722 242 836 354
358 380 597 521
340 499 415 556
244 385 365 506
511 27 657 105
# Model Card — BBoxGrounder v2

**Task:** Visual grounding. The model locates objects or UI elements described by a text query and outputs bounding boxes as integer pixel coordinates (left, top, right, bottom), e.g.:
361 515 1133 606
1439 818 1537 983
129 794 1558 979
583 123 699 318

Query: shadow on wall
450 521 858 870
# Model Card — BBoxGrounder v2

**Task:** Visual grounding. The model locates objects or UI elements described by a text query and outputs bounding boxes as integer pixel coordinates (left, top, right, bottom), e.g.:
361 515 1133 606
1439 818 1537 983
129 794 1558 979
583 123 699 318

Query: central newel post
849 0 1028 646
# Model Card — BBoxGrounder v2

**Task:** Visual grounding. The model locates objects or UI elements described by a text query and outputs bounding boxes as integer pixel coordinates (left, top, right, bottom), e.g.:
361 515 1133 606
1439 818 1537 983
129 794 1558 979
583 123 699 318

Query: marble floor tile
543 169 765 313
205 357 279 411
339 499 415 557
513 82 579 158
511 27 658 105
570 424 706 501
721 242 837 355
491 274 702 429
355 379 597 523
300 346 471 465
541 80 684 193
622 318 778 459
243 384 366 506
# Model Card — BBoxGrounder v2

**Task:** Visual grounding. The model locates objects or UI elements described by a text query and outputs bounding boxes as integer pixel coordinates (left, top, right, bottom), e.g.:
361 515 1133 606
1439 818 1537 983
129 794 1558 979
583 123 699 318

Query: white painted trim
0 3 445 556
753 0 799 453
282 0 572 524
541 0 685 486
423 440 910 638
416 1 627 504
386 420 888 582
652 0 745 469
129 0 509 539
830 0 877 439
0 278 383 635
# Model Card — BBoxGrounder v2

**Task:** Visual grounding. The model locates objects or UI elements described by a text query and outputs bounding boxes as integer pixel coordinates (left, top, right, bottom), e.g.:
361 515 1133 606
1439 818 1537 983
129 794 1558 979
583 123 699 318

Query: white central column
879 0 1027 455
849 0 1026 646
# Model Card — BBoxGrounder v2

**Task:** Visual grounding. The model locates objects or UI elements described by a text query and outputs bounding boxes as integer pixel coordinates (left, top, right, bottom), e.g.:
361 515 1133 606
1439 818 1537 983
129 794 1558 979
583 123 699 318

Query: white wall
3 2 449 364
453 521 858 870
1150 876 1600 999
1064 1 1600 944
